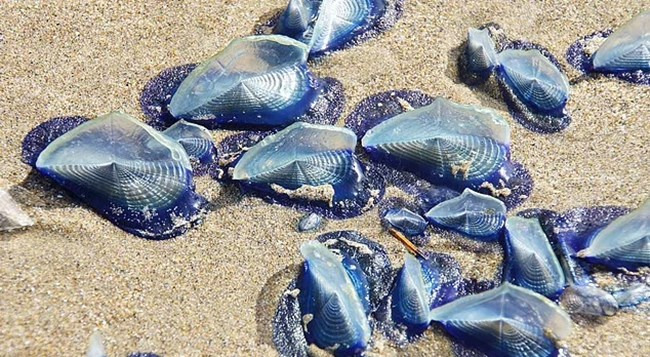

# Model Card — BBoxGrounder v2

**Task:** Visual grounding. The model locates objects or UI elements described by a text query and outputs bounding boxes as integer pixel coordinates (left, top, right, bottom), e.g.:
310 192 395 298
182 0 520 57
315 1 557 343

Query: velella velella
389 254 432 335
297 213 323 232
503 216 566 298
383 207 427 237
167 35 321 129
141 63 346 131
566 11 650 85
460 26 572 133
346 90 533 211
520 208 621 317
27 112 207 239
271 0 403 57
162 120 216 170
429 282 572 357
232 122 362 197
613 282 650 308
463 28 500 82
497 49 570 116
387 252 462 337
361 97 511 190
298 241 371 355
425 188 506 241
232 122 382 218
560 285 618 317
274 232 393 356
577 199 650 270
0 189 34 232
591 11 650 73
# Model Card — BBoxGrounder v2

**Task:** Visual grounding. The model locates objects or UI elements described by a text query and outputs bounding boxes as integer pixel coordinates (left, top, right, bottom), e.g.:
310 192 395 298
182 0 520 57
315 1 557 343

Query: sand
0 0 649 356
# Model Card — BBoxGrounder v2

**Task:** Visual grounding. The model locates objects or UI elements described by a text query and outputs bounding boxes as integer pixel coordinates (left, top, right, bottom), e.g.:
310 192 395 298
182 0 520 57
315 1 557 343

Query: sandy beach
1 0 649 355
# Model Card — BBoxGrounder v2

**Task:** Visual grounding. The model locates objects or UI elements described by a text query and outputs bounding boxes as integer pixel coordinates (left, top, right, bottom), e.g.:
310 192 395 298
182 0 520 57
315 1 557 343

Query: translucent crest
467 28 499 75
86 331 107 357
383 207 427 237
0 189 34 232
232 122 362 191
498 49 570 114
429 282 572 357
592 11 650 72
274 0 387 56
361 98 511 187
504 216 566 298
298 240 372 354
425 188 506 241
163 120 215 164
390 254 433 333
34 112 205 239
577 199 650 269
168 35 317 127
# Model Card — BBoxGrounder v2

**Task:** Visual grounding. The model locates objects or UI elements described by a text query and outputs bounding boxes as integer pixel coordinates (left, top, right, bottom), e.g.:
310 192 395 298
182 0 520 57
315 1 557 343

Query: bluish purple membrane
551 206 630 255
21 116 89 166
140 63 346 130
566 29 650 85
140 63 198 130
474 160 534 211
212 130 272 182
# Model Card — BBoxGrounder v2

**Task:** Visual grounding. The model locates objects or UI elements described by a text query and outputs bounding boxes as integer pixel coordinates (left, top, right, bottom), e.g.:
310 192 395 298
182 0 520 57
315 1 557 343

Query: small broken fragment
0 189 34 232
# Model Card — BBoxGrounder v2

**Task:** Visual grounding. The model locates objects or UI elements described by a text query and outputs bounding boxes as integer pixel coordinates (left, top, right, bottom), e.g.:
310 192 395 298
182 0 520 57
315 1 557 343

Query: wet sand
0 1 649 356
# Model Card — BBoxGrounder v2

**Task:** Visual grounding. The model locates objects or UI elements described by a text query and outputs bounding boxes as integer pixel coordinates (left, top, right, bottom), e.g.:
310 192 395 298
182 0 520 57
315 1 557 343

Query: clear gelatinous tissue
388 253 462 337
591 11 650 73
0 189 34 232
462 26 572 133
168 35 320 128
425 188 506 241
566 11 650 85
232 122 379 217
273 0 402 57
497 49 570 116
361 97 512 190
29 112 207 239
297 212 323 232
429 282 572 357
560 284 619 317
577 199 650 270
162 120 216 169
273 231 393 356
464 28 500 82
298 240 372 355
383 207 427 237
503 216 566 298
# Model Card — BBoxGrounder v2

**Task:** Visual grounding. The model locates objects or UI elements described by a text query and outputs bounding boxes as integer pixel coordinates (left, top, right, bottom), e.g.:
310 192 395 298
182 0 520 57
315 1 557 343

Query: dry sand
1 0 649 356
